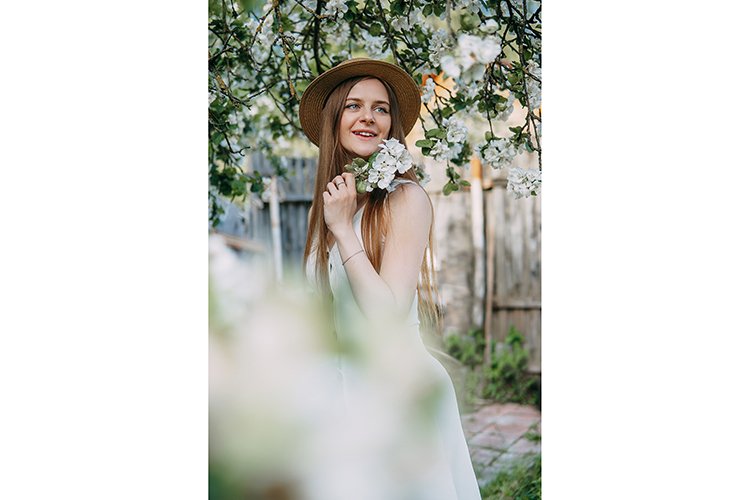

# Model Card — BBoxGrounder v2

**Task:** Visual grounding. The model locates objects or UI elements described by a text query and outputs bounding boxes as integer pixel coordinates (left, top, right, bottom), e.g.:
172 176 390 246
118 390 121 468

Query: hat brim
299 58 422 147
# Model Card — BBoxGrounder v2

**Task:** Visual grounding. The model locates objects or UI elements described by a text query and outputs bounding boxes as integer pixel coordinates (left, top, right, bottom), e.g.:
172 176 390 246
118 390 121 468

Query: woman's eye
346 103 359 110
376 106 390 114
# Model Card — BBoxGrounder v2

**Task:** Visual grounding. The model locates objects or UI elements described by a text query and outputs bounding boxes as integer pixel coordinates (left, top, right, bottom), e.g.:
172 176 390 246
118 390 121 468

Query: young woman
300 58 481 499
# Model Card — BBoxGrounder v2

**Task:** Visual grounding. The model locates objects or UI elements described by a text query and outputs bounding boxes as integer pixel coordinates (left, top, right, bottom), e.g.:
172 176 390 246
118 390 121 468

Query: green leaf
415 139 435 148
485 131 494 142
368 23 382 36
390 0 405 15
343 10 354 21
422 4 433 16
425 128 446 140
459 179 471 187
442 182 458 195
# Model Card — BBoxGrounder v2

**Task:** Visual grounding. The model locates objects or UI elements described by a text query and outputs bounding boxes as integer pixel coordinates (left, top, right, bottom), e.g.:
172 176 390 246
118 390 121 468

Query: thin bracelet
342 249 364 266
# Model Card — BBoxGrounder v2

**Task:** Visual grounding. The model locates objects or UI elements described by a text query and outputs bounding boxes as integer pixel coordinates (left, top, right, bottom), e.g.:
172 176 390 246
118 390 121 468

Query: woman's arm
324 173 431 320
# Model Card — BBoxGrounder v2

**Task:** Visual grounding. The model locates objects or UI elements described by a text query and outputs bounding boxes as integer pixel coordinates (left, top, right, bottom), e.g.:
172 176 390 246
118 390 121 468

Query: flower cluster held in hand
344 138 414 193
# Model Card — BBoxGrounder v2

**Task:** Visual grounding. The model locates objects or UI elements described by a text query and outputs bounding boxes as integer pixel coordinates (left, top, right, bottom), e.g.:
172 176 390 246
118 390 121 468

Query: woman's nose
360 110 374 123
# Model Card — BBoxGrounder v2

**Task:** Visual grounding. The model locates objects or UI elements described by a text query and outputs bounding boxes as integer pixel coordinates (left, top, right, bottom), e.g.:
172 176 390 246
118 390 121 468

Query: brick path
461 403 541 488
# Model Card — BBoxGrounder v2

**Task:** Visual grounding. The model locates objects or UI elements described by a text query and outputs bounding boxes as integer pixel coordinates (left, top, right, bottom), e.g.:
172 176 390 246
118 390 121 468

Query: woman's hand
322 173 357 236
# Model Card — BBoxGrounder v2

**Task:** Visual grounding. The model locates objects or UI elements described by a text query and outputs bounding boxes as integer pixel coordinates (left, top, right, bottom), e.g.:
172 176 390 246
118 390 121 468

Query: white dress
306 180 481 500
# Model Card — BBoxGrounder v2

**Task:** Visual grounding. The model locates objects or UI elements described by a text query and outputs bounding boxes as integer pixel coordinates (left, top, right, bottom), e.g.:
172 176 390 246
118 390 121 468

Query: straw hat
298 58 421 147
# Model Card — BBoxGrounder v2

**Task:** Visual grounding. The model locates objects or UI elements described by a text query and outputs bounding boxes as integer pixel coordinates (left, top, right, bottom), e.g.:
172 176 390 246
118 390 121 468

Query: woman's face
338 78 392 158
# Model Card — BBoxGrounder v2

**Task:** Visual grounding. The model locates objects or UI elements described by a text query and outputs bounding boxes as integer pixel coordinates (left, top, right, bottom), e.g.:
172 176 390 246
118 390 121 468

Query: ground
462 403 541 488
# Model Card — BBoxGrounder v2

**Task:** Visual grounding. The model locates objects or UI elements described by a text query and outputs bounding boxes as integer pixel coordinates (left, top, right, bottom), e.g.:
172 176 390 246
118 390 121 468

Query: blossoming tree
208 0 541 225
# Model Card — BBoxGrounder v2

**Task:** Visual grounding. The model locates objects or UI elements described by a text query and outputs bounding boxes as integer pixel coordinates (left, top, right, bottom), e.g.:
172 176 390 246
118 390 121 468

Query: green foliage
482 326 541 407
480 453 541 500
208 0 542 226
445 326 485 369
444 325 541 408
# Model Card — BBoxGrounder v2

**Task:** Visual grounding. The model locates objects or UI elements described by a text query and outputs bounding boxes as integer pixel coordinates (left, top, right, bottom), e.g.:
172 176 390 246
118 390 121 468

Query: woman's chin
346 145 379 159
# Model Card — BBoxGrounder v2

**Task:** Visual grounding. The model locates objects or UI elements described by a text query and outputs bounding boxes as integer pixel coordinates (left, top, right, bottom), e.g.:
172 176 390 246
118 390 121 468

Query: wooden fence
214 153 316 274
486 178 541 372
214 154 541 372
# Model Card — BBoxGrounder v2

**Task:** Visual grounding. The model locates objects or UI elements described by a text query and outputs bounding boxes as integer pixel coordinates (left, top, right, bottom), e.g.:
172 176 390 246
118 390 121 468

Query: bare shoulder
388 181 432 225
389 181 431 212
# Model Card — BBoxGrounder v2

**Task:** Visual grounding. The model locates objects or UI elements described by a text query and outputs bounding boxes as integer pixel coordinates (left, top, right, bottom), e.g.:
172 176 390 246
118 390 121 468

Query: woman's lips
352 131 378 141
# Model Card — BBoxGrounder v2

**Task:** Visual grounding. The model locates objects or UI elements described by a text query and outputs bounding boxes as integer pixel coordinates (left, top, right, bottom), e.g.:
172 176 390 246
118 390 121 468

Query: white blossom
321 19 350 47
454 0 481 14
480 19 499 34
249 94 275 117
392 16 408 32
444 115 468 144
430 140 451 162
440 34 502 83
322 0 348 16
361 31 387 59
511 0 541 19
378 137 403 155
462 80 482 99
477 138 518 169
421 77 436 104
507 167 541 198
260 176 272 202
498 93 516 121
428 29 452 67
530 35 541 53
392 9 423 31
448 141 464 160
367 160 398 191
347 138 414 192
525 61 542 110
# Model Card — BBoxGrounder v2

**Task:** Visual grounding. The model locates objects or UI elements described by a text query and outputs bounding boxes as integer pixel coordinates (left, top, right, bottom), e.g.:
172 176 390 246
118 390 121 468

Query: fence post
269 175 283 282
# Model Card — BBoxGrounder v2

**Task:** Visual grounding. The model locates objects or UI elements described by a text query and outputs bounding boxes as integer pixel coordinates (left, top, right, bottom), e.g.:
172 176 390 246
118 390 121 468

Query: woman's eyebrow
345 97 390 106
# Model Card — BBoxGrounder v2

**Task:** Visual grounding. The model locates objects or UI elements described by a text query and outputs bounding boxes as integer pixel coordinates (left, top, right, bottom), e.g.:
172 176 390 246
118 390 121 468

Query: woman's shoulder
388 179 432 221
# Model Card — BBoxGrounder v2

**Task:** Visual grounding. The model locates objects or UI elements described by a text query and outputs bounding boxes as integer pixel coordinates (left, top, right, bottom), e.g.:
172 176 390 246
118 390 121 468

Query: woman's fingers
342 172 355 189
327 175 352 195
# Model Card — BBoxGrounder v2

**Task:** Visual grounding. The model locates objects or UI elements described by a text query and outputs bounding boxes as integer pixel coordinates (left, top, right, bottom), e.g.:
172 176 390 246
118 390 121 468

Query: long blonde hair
302 76 440 330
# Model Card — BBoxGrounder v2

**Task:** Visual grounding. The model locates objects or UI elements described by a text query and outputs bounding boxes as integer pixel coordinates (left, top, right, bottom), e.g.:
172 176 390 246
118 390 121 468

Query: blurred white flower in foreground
209 236 455 499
